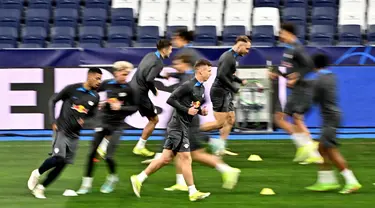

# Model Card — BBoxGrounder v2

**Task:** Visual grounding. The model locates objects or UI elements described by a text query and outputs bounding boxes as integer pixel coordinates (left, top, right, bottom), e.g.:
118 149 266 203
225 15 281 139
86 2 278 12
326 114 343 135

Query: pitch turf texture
1 139 374 208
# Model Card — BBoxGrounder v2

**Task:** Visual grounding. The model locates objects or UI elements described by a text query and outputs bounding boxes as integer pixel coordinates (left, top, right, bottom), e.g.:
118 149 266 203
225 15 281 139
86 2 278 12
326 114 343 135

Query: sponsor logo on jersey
192 101 201 108
71 104 88 114
281 61 293 68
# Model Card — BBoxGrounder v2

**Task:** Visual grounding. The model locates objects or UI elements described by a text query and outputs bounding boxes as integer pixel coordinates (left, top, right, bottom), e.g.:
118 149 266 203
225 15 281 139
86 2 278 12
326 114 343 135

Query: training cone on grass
248 154 263 161
260 188 275 195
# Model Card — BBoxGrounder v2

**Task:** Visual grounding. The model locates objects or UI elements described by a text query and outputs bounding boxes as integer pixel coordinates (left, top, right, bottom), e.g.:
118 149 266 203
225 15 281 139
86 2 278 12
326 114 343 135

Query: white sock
215 163 232 173
220 138 227 149
154 153 162 159
188 185 198 195
107 174 118 182
136 138 147 149
291 133 306 147
341 169 359 185
176 174 187 186
317 171 337 184
34 169 41 177
137 171 148 183
98 139 109 151
36 184 45 190
82 177 93 187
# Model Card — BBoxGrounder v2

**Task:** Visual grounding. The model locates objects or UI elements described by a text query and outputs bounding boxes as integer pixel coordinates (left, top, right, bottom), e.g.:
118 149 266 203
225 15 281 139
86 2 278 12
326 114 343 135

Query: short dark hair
88 67 102 74
174 54 192 64
312 53 330 69
194 59 212 69
235 35 250 44
156 39 172 50
174 29 194 42
281 22 296 35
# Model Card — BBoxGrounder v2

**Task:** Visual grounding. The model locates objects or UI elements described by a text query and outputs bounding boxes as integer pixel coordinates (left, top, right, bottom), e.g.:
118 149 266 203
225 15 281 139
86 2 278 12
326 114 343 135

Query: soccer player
141 29 203 163
27 68 102 199
162 55 241 192
305 53 361 194
199 36 251 155
130 39 173 157
130 59 212 202
76 61 137 194
272 23 322 164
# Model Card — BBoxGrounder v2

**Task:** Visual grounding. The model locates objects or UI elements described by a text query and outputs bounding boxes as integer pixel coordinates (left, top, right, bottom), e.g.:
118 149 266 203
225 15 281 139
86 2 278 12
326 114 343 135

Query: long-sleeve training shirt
49 83 100 138
130 51 164 95
166 78 206 130
212 49 243 93
97 79 138 125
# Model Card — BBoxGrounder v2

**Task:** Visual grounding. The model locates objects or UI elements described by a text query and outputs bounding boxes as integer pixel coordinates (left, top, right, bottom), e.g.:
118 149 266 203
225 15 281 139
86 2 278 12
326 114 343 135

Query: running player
272 23 322 164
200 36 251 155
130 39 173 157
76 61 137 194
305 53 361 194
130 59 212 201
162 55 241 192
141 29 204 163
27 68 102 199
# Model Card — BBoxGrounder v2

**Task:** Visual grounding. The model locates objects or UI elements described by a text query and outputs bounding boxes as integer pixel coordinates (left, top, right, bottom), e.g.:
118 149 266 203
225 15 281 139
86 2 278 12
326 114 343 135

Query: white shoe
32 184 46 199
28 169 40 191
76 186 91 195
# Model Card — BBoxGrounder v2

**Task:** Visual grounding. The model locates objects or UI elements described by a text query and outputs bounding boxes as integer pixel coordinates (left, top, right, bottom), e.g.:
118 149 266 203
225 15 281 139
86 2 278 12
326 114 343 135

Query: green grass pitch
1 139 375 208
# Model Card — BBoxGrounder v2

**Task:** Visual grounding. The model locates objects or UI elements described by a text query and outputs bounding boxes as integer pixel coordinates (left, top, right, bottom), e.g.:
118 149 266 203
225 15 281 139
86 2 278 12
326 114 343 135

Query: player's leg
28 132 70 199
292 113 322 164
141 133 167 164
133 99 158 157
306 142 340 191
176 150 210 201
100 129 122 193
322 126 361 194
77 129 108 194
130 148 174 198
191 149 240 189
164 158 189 191
219 109 238 155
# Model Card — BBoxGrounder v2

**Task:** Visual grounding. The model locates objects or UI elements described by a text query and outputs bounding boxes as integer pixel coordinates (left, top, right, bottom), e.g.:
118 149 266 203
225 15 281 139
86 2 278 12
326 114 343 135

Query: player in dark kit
76 61 137 195
161 55 241 192
141 29 203 163
270 23 322 164
27 68 102 199
200 36 251 155
130 39 173 157
305 53 361 194
130 59 212 202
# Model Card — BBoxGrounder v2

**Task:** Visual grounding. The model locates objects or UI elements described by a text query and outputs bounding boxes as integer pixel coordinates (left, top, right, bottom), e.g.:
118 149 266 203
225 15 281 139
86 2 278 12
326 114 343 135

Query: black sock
85 131 107 177
105 158 116 174
38 156 64 175
42 161 67 187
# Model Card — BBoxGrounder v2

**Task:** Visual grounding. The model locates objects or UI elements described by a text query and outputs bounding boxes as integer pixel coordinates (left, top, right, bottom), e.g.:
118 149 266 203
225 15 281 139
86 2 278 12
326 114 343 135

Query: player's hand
52 123 58 131
268 71 278 80
201 106 208 116
98 101 106 110
287 72 300 80
110 101 122 111
241 79 248 86
188 107 199 115
77 118 84 127
287 78 298 88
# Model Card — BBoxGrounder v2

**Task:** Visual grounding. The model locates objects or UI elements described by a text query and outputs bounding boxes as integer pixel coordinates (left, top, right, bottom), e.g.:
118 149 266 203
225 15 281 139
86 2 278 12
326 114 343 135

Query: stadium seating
0 0 374 48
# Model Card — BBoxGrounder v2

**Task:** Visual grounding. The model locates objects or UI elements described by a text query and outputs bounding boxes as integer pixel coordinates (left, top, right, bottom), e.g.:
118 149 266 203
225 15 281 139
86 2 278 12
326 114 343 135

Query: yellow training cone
260 188 275 195
248 154 262 161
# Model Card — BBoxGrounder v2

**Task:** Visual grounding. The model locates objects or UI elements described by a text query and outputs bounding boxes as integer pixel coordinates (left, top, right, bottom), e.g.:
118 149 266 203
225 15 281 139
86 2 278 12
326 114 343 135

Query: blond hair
113 61 133 72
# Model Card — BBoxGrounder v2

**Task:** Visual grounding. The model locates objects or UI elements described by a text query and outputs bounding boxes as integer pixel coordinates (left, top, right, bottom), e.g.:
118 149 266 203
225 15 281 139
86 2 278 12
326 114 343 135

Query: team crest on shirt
283 53 293 59
88 101 94 106
118 92 127 97
202 94 205 98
